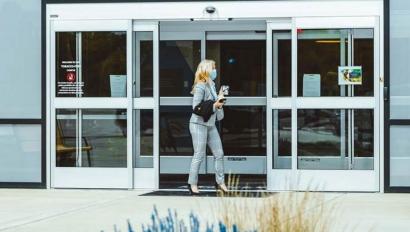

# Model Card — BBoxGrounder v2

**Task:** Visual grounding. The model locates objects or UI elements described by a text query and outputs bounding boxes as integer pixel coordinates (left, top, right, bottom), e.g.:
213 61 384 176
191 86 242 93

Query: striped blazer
189 82 224 127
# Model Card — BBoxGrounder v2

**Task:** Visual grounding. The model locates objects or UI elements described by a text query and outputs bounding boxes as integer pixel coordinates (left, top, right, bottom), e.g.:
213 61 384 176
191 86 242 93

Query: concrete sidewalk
0 189 409 232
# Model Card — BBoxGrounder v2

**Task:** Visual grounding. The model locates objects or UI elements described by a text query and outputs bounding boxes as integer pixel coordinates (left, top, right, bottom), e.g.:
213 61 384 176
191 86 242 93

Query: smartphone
220 85 230 95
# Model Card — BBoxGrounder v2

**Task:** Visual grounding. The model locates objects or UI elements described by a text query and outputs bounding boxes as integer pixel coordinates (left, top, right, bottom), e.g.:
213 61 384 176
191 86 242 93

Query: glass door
267 17 380 191
158 21 267 188
205 31 266 188
51 20 133 188
132 22 159 188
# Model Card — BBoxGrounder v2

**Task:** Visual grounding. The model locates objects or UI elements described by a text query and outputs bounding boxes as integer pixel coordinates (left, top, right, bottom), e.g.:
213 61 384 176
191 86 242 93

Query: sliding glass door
267 17 380 191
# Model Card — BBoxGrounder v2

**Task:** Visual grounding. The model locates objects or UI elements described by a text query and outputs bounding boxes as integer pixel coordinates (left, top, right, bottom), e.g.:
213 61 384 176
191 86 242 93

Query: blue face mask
210 69 217 80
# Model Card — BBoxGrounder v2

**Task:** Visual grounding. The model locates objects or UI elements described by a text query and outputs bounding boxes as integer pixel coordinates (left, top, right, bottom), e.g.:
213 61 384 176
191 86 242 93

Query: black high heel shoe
215 182 228 194
188 184 200 196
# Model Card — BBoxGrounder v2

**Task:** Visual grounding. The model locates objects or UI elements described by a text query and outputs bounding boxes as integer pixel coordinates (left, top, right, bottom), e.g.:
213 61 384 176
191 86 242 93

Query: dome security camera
205 6 216 14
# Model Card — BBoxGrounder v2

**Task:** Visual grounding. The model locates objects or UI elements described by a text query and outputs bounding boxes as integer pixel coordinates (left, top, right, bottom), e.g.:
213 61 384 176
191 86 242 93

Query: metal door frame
267 16 381 191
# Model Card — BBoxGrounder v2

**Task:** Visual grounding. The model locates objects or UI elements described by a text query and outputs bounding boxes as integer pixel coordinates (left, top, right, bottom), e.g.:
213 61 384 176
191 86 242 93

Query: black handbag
193 100 215 122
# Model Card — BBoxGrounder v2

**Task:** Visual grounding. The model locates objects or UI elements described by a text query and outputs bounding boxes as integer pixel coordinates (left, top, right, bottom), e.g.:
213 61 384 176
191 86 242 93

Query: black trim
384 0 390 193
388 120 410 125
384 0 410 193
0 119 43 124
41 0 47 189
0 182 45 189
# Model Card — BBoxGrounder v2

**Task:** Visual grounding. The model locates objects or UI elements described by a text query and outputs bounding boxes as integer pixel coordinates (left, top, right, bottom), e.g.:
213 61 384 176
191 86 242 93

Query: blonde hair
191 59 215 94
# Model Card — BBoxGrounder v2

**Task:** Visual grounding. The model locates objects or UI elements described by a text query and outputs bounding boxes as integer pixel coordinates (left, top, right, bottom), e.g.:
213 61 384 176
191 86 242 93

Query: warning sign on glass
57 61 84 96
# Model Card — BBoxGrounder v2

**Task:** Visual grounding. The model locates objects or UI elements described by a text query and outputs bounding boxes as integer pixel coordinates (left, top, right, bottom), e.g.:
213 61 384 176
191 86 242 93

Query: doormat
139 190 275 197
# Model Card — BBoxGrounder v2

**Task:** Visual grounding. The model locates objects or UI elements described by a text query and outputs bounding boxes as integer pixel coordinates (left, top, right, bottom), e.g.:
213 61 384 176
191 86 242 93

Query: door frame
267 16 381 191
159 24 267 176
133 21 160 189
50 19 133 188
46 1 383 191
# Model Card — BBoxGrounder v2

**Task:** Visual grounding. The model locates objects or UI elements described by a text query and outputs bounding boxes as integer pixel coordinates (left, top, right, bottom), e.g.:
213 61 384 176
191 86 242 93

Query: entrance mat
140 190 275 197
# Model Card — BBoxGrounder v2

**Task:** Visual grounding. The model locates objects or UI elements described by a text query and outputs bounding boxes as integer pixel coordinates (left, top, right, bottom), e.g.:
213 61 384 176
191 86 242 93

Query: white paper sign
109 75 126 97
303 74 321 97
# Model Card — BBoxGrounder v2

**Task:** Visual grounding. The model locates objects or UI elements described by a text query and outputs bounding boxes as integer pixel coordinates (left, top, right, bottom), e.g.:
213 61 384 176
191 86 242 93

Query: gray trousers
188 122 225 185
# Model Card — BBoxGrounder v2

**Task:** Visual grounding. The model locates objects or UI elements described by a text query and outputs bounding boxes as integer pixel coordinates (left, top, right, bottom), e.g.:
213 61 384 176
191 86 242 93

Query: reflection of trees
82 32 126 97
298 110 341 156
56 32 76 96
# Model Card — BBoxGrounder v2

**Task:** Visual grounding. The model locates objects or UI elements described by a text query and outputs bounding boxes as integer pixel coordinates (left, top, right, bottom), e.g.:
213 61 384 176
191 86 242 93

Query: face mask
210 69 217 80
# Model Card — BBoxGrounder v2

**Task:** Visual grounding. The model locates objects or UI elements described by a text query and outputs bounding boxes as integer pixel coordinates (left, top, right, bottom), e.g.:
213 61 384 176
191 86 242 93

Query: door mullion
291 20 298 173
348 30 354 170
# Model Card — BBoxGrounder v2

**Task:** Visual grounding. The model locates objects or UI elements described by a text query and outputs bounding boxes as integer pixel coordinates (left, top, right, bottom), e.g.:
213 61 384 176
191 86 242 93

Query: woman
188 59 228 195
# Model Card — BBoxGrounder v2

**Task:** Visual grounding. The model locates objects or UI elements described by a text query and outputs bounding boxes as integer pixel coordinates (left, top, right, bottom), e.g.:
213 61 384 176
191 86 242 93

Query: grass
118 175 335 232
212 175 333 232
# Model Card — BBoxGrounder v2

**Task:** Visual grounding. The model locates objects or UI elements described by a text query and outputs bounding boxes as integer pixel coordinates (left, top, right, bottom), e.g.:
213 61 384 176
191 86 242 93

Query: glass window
82 109 127 167
298 29 347 97
134 110 153 168
390 126 410 186
298 109 346 170
159 106 193 156
56 109 77 167
207 40 266 96
160 41 201 96
390 0 410 119
0 124 41 182
135 32 153 97
56 32 127 97
353 109 374 170
218 106 266 156
0 0 41 118
273 110 291 169
353 29 374 96
297 109 373 170
56 109 127 167
273 31 291 97
297 29 374 97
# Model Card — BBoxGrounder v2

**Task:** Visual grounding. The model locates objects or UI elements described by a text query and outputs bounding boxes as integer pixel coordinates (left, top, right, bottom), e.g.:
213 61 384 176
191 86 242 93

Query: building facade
0 0 407 192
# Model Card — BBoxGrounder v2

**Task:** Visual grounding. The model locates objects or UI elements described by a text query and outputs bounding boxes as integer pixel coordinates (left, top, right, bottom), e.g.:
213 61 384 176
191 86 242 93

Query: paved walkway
0 189 409 231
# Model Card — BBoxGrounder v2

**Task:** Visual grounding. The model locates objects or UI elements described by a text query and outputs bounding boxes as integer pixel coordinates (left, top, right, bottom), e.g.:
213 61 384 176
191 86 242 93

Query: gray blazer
189 82 224 127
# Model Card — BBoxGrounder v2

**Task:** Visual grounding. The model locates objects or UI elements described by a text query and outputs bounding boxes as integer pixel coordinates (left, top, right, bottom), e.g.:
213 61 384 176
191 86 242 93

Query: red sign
66 72 76 82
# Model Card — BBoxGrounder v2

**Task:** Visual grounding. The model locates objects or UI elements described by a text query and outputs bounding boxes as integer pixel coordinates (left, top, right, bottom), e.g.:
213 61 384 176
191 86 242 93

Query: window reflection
207 40 266 96
82 32 127 97
159 106 266 157
273 31 291 97
82 109 127 167
298 30 347 97
56 109 127 167
354 110 374 158
135 32 153 97
56 32 127 98
56 109 77 167
353 30 374 96
297 109 374 170
273 110 291 169
218 106 266 156
159 41 201 96
134 110 154 168
56 32 76 98
159 106 193 156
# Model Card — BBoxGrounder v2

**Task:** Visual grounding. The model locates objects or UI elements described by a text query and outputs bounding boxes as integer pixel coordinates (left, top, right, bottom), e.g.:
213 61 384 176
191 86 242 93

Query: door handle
384 87 389 101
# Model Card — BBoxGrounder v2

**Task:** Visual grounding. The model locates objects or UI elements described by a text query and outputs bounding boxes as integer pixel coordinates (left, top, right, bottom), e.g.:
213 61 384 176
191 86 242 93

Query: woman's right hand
214 101 224 109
